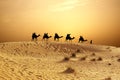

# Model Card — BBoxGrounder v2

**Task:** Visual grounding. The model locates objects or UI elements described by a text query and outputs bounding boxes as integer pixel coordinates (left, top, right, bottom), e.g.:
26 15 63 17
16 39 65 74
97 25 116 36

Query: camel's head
73 37 75 39
38 34 40 36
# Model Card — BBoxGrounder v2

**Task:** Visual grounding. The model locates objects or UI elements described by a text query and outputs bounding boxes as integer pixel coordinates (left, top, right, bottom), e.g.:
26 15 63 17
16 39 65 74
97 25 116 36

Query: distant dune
0 41 120 80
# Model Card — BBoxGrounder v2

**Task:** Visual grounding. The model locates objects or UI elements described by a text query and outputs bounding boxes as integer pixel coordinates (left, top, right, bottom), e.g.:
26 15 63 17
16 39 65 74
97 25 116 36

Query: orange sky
0 0 120 46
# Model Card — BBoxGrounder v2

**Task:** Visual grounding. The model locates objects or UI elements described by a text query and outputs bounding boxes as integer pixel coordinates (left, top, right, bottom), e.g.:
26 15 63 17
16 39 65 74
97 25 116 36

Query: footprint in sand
10 68 14 72
28 71 33 75
36 75 42 79
18 71 24 76
104 77 112 80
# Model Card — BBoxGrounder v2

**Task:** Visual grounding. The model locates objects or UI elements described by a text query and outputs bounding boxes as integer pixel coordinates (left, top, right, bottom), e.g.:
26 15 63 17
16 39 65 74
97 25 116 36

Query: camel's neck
71 37 75 39
59 36 63 38
48 36 52 38
37 35 40 37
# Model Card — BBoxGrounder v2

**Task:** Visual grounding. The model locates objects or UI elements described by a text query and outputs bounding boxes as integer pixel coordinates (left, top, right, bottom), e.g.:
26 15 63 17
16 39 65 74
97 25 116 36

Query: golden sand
0 41 120 80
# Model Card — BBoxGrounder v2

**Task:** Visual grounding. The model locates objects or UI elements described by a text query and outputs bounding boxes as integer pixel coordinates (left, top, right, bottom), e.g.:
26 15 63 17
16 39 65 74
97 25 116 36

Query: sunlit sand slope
0 41 120 80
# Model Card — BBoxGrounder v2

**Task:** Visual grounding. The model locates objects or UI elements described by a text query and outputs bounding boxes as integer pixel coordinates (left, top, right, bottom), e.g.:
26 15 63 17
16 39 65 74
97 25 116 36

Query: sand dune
0 41 120 80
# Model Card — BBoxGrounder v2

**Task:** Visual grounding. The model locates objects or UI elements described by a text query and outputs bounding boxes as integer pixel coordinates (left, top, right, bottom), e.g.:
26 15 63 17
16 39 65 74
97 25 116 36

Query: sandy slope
0 41 120 80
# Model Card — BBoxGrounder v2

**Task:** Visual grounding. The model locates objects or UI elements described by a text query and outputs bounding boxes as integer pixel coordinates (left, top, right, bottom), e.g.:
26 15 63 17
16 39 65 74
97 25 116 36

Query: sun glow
0 0 119 46
49 0 88 12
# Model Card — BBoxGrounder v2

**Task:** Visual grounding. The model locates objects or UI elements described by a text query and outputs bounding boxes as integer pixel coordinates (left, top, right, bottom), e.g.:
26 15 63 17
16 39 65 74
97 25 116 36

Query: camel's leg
54 37 56 41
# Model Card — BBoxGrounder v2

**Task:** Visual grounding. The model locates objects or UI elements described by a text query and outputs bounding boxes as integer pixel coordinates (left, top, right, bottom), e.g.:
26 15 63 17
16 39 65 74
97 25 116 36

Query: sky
0 0 120 46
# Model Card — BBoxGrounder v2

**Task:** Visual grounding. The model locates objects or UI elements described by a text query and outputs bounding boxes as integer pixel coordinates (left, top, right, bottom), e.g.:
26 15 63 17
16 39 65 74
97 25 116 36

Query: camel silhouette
43 33 52 40
90 40 93 44
32 33 40 41
78 36 87 43
54 33 63 41
66 34 75 41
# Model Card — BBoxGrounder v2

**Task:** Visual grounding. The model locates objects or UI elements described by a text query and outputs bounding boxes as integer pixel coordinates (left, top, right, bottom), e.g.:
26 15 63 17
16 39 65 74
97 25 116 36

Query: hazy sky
0 0 120 46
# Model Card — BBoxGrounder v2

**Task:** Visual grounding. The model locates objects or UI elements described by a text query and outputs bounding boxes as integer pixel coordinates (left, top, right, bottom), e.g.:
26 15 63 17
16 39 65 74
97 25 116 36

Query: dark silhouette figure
78 36 87 43
43 33 52 40
90 40 93 44
54 33 63 41
66 34 75 41
32 33 40 41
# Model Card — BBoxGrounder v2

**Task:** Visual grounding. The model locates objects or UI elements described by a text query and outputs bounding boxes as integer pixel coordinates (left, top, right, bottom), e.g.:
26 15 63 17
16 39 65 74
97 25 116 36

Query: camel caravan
32 33 92 44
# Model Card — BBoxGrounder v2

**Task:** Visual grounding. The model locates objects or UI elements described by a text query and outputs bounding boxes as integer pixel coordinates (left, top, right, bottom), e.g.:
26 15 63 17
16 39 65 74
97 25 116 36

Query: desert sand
0 41 120 80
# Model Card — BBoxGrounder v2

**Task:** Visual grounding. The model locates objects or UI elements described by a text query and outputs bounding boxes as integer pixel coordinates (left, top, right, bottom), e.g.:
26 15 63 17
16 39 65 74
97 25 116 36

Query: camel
78 36 87 43
32 33 40 41
43 33 52 40
54 33 63 41
90 40 93 44
66 34 75 41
